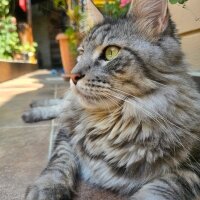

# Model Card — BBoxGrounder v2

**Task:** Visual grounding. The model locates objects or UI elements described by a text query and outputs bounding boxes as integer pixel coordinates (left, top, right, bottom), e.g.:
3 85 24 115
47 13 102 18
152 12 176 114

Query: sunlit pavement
0 70 124 200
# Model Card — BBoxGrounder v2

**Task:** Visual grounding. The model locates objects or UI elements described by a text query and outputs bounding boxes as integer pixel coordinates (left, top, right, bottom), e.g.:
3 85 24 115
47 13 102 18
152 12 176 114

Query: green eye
105 46 120 61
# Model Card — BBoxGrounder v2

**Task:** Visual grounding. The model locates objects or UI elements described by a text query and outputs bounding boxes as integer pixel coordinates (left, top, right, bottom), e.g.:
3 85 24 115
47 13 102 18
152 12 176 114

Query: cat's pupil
105 46 120 61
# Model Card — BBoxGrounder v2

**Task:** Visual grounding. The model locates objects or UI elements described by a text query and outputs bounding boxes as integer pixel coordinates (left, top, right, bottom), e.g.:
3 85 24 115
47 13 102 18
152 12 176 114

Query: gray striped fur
22 99 63 123
25 0 200 199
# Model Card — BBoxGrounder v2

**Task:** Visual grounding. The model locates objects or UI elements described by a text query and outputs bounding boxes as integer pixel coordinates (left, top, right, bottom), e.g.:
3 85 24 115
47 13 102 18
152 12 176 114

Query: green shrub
0 0 9 17
0 0 21 60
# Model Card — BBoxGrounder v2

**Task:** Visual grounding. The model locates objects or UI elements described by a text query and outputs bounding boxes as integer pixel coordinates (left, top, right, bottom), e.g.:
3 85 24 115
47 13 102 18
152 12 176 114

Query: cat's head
70 0 184 109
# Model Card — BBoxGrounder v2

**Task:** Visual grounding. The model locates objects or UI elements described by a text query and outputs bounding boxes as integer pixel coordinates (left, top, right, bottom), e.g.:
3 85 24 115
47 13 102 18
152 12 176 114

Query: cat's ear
85 0 104 27
127 0 169 38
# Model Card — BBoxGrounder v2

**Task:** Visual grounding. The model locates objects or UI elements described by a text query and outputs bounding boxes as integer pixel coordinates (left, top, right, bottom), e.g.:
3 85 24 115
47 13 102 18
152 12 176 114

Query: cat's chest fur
61 92 176 183
64 104 149 189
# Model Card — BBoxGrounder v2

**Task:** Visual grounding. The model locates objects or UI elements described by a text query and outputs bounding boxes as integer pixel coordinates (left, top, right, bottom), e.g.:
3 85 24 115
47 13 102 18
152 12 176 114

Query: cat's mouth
70 79 113 108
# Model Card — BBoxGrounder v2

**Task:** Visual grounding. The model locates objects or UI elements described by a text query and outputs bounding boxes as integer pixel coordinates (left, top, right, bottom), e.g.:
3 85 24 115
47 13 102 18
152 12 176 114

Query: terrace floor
0 70 123 200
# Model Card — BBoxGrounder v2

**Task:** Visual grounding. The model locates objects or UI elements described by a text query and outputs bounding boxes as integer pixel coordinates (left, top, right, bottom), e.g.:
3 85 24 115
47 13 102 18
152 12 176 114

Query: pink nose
70 74 84 85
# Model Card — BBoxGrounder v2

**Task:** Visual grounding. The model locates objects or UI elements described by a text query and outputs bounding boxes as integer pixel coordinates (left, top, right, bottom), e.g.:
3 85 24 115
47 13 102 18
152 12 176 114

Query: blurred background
0 1 200 199
0 0 200 83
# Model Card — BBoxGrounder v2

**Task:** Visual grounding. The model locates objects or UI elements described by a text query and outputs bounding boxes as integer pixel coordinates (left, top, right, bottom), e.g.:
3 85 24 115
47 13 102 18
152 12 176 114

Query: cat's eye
104 46 120 61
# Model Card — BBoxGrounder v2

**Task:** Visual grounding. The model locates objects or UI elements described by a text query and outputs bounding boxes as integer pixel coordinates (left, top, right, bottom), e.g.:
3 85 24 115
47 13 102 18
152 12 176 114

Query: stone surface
0 71 53 200
169 1 200 34
181 32 200 70
0 127 50 200
169 0 200 70
0 70 124 200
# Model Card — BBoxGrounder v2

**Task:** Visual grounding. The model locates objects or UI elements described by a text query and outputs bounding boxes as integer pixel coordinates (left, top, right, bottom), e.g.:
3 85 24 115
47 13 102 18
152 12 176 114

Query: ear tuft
128 0 169 38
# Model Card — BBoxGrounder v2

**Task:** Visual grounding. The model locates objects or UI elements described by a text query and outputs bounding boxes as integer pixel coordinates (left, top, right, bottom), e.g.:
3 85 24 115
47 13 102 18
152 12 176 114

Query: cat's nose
70 73 85 85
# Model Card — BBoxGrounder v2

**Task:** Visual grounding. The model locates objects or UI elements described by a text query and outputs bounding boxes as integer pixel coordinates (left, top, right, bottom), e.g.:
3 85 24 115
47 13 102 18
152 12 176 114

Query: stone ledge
0 61 38 83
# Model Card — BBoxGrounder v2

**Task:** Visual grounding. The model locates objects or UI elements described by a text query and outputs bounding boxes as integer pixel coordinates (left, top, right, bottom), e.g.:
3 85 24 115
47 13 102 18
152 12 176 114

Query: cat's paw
25 179 71 200
22 110 38 123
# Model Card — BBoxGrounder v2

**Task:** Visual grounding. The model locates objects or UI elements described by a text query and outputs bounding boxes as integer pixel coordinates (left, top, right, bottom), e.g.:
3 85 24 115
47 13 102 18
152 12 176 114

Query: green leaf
178 0 188 4
2 0 9 6
169 0 179 4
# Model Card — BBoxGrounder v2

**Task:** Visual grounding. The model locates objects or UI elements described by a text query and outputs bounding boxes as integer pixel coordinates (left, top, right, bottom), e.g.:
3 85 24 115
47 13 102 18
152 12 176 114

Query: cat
25 0 200 200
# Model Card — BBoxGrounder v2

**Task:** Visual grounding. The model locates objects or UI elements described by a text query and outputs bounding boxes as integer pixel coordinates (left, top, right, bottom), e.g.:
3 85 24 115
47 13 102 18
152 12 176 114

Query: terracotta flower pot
56 33 76 77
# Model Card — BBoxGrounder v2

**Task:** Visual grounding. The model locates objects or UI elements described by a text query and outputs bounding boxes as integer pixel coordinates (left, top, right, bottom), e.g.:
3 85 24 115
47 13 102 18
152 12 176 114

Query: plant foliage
102 0 189 18
53 0 66 9
102 0 129 18
18 42 38 54
0 0 21 60
169 0 188 4
0 0 38 60
0 0 9 17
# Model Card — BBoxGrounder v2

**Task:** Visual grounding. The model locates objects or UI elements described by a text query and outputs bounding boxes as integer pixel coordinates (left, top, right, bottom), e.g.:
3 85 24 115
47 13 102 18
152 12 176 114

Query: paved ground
0 70 123 200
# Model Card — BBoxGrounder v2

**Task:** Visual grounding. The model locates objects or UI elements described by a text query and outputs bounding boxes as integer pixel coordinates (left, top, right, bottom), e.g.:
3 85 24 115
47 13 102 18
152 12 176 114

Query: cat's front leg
25 130 79 200
22 104 61 123
30 98 63 108
130 172 200 200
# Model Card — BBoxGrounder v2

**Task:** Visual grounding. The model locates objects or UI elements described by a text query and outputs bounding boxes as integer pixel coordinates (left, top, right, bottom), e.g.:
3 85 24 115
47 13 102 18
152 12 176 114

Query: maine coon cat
25 0 200 199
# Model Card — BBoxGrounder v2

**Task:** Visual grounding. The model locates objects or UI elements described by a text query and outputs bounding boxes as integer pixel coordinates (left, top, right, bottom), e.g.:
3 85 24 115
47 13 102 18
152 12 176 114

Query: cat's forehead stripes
85 23 117 45
88 24 111 41
85 19 134 49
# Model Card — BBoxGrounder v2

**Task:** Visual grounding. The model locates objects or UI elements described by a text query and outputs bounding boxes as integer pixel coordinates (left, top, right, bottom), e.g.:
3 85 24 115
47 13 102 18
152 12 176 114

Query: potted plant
54 0 82 77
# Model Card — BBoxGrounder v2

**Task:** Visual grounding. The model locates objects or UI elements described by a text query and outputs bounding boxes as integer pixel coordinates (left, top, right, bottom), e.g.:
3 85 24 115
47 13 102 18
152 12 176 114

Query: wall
32 4 63 69
32 4 52 68
169 1 200 71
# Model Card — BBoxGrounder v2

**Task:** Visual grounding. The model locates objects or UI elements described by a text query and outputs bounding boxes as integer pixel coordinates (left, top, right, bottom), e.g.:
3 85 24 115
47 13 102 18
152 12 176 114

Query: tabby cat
25 0 200 199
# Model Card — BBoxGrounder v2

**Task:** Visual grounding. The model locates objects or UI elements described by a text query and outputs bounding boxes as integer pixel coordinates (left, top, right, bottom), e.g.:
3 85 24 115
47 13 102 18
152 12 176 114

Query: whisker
107 88 200 148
